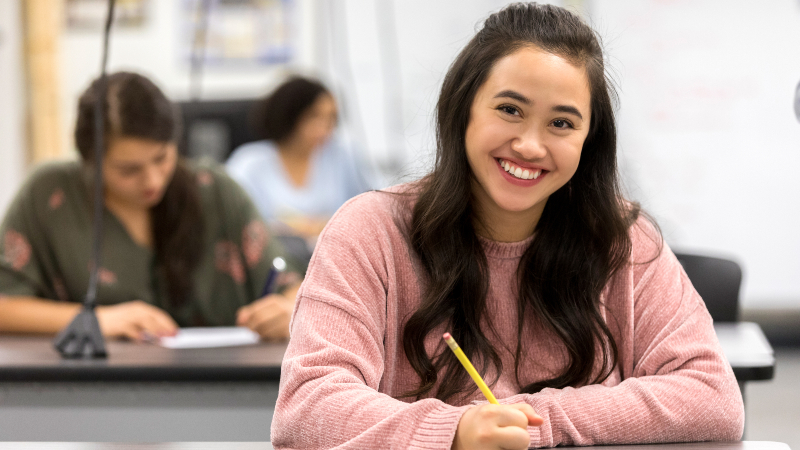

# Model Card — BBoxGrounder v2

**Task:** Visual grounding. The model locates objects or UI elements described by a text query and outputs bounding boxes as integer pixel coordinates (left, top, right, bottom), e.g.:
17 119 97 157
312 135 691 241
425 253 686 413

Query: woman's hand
452 403 543 450
236 293 294 341
95 300 179 341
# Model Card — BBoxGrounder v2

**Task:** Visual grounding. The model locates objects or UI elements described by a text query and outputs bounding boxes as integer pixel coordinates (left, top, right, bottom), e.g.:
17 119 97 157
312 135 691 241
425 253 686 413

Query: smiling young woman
270 4 743 450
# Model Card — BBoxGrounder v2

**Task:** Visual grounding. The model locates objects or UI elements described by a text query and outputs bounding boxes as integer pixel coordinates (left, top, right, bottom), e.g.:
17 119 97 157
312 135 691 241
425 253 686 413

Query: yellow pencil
442 332 499 404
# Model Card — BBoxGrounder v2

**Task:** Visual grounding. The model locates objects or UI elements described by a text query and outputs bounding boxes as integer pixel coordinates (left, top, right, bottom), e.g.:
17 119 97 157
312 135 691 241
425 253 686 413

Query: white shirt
225 138 376 222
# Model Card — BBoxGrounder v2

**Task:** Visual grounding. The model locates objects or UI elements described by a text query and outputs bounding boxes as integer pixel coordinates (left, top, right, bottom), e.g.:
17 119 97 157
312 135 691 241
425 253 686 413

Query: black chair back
177 99 260 162
674 252 742 322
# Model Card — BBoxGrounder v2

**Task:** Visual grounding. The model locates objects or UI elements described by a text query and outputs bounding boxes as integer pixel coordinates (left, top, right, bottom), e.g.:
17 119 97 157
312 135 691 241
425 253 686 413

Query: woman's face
290 93 338 154
465 46 592 239
102 137 178 209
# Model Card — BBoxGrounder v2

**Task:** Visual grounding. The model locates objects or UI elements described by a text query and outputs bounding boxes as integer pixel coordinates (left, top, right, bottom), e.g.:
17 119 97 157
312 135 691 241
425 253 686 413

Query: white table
714 322 775 382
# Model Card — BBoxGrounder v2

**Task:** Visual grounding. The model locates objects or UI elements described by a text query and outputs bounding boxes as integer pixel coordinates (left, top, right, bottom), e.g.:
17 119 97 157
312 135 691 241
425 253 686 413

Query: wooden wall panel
23 0 64 163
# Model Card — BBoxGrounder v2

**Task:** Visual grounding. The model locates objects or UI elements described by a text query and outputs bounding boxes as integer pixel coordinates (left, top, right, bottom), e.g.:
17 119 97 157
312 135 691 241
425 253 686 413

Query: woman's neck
474 213 538 243
471 189 545 243
276 139 314 188
104 194 153 249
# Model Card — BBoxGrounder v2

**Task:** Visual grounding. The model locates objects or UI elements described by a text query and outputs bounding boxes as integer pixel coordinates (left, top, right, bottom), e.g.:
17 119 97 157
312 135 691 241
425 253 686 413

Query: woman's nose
142 166 165 190
511 128 547 160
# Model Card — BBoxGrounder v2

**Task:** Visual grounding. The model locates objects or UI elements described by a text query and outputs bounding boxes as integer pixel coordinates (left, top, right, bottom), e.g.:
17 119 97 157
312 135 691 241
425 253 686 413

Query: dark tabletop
0 322 774 383
0 335 286 382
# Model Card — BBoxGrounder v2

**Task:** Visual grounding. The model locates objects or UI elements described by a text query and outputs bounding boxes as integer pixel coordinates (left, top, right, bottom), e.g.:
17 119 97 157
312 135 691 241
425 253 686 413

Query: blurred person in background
0 72 301 342
225 76 377 246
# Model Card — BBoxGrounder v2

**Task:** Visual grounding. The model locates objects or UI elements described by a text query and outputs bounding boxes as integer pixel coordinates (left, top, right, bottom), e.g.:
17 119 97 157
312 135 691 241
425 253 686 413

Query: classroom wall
58 0 318 160
0 0 26 217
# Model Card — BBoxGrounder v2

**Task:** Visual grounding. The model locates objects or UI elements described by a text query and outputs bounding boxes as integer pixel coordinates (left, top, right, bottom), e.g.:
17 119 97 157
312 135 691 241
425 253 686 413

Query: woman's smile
496 157 548 186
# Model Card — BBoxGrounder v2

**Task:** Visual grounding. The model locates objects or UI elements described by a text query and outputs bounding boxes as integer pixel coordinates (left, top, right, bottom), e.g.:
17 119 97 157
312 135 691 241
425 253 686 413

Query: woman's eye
552 119 573 129
498 105 520 116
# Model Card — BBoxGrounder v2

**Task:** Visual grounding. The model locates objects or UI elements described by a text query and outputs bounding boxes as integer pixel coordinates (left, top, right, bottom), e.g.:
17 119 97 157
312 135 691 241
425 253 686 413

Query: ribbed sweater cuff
407 403 471 450
496 394 553 448
528 424 545 448
526 394 553 448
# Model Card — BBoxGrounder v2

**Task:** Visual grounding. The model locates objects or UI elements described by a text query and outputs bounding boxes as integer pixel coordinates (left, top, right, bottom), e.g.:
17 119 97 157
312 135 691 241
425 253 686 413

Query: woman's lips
496 158 548 186
142 189 160 201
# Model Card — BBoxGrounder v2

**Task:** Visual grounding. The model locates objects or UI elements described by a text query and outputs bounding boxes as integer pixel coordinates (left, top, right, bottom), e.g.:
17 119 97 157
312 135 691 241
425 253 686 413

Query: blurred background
0 0 798 445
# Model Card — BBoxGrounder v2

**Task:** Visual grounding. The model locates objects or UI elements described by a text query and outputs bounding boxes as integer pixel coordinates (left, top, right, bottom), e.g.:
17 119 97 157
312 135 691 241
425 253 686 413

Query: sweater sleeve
506 222 745 447
0 164 62 300
204 161 303 290
271 194 469 450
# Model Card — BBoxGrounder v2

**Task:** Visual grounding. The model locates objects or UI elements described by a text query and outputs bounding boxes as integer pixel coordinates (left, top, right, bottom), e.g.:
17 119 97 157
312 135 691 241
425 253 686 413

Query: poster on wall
66 0 149 30
182 0 296 67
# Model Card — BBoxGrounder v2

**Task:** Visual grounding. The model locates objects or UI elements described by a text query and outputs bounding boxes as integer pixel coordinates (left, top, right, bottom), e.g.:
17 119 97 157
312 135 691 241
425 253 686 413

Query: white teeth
499 159 542 180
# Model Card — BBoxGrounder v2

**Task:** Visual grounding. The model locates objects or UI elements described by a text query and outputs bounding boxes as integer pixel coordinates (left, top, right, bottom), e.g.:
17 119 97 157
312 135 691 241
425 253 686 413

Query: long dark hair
75 71 204 308
402 3 640 402
252 76 330 143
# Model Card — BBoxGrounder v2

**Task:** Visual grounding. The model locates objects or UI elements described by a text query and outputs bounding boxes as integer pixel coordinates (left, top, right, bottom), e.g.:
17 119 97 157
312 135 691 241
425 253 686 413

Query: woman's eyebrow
493 90 530 105
111 161 142 169
552 105 583 120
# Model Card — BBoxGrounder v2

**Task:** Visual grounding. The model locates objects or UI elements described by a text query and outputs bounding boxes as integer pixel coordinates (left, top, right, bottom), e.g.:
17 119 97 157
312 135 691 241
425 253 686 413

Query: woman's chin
139 191 167 208
489 196 547 216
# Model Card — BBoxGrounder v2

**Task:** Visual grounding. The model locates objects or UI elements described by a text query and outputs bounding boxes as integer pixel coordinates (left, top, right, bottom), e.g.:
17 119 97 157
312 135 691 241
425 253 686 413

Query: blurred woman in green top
0 72 301 342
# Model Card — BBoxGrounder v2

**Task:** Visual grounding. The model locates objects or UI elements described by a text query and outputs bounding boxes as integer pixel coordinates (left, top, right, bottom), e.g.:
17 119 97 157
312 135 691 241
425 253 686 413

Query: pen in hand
260 256 287 298
238 256 291 340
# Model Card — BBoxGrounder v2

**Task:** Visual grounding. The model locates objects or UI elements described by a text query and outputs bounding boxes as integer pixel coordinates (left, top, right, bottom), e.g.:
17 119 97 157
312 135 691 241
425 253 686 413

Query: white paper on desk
159 327 260 349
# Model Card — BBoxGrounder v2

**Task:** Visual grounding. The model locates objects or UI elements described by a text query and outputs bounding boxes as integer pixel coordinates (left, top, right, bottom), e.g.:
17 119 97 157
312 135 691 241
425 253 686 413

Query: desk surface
715 322 775 381
0 322 774 383
0 335 286 382
0 441 788 450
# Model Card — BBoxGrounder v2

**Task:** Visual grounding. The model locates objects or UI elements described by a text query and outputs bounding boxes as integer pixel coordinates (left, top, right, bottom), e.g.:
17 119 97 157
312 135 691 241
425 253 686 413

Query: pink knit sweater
271 188 744 449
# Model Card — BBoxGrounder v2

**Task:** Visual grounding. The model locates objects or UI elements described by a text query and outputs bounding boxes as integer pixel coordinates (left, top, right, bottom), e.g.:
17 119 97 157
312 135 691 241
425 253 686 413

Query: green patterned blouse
0 159 297 327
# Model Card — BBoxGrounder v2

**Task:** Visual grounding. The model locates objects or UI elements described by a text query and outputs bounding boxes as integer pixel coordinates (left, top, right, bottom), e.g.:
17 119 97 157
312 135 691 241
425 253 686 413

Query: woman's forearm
0 296 81 334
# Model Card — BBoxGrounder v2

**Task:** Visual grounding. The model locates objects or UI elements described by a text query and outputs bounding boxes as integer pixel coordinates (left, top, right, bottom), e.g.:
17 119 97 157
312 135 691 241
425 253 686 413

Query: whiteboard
589 0 800 307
